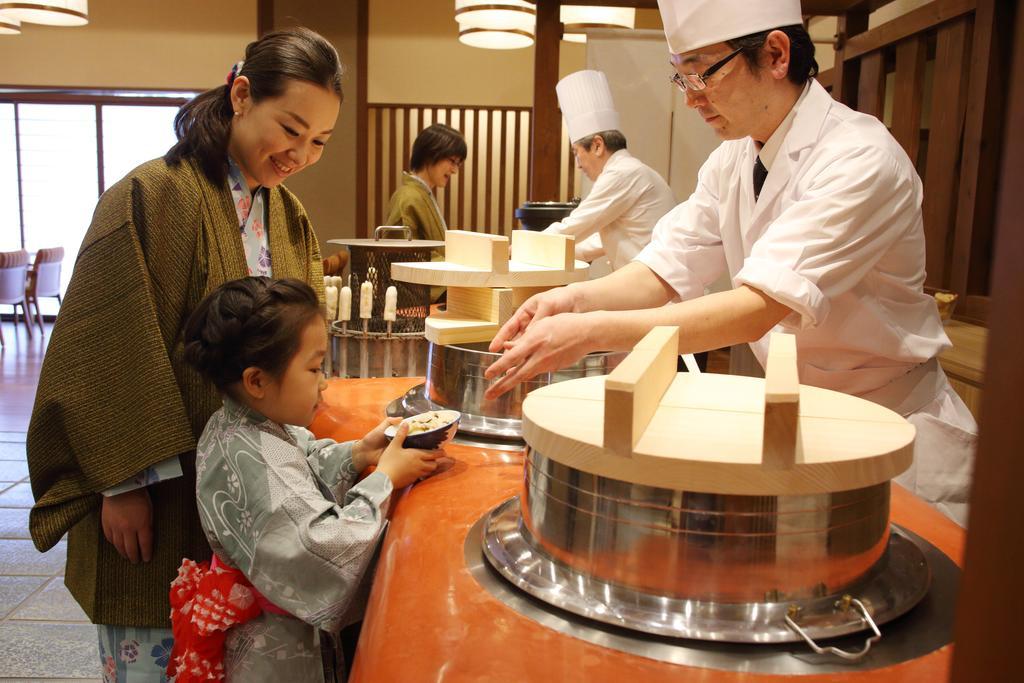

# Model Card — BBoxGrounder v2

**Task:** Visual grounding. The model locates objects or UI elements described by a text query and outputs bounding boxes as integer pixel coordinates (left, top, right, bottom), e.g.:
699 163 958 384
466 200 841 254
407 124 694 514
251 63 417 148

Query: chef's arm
566 261 677 313
574 233 606 262
544 171 633 241
581 284 792 355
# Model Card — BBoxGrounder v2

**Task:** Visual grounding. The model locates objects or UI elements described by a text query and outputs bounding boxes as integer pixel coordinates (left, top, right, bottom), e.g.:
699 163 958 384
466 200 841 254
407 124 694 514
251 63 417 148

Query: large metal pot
482 452 929 644
427 342 626 439
481 368 931 648
388 341 627 440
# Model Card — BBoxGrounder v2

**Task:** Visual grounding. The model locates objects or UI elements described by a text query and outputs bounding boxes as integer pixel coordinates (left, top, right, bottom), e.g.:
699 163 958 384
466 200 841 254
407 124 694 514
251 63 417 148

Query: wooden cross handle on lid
602 328 801 469
762 332 800 469
603 326 679 454
445 230 510 273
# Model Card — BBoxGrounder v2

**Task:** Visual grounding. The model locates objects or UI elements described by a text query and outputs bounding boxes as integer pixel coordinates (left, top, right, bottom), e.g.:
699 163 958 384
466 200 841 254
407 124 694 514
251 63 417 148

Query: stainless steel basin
481 448 931 644
425 342 626 439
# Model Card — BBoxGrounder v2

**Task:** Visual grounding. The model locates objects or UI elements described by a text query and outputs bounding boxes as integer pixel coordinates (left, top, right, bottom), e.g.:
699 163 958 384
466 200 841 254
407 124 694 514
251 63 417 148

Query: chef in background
485 0 976 525
542 70 675 271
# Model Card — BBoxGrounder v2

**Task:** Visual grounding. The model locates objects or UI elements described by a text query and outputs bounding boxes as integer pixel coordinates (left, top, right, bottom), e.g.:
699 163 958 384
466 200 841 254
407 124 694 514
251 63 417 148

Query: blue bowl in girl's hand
384 410 461 450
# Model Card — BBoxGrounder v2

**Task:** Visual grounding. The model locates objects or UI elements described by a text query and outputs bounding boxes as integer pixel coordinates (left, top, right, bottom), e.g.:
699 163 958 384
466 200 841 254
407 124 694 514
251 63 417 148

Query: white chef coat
635 80 976 525
544 149 675 270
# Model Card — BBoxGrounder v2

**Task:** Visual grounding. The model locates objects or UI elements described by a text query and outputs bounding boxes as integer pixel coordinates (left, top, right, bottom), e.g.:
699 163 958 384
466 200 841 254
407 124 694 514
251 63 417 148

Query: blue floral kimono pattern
195 396 393 680
97 626 173 683
227 156 272 277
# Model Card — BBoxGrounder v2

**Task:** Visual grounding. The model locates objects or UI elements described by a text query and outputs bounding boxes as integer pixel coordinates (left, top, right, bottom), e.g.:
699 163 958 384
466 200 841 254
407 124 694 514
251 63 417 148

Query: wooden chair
0 250 32 345
26 247 64 332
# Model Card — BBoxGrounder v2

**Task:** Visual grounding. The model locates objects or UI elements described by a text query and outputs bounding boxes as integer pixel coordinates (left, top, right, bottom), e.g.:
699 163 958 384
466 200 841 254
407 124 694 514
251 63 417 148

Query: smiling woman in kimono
26 28 344 682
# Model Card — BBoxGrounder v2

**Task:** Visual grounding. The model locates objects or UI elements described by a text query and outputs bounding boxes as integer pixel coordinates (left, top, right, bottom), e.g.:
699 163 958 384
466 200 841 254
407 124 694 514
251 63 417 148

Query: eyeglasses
447 156 464 168
670 46 745 93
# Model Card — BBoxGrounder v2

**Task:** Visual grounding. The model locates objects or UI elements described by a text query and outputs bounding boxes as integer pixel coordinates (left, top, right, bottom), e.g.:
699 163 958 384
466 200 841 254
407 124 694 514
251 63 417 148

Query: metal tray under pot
388 341 627 441
481 450 932 652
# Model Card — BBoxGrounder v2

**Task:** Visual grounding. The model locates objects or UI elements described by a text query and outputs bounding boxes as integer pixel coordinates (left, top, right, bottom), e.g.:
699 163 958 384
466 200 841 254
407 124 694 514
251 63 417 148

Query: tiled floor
0 322 102 682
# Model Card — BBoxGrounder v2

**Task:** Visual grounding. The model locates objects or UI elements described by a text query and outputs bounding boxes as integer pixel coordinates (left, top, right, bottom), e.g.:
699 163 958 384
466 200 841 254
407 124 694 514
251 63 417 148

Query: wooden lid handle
444 230 509 273
511 230 575 271
762 332 800 469
603 326 679 454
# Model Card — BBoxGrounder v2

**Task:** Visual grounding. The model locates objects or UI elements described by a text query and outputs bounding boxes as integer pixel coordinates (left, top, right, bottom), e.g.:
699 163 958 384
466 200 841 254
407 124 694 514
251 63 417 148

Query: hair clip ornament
226 60 245 85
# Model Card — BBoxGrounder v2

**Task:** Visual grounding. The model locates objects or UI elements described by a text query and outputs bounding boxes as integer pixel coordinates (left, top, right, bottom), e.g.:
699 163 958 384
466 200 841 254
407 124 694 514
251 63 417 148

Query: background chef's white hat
657 0 803 55
556 70 621 144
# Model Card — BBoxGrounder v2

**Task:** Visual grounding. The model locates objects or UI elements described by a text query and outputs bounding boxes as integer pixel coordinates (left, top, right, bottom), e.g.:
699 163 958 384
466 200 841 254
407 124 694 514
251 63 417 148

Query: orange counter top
310 378 964 683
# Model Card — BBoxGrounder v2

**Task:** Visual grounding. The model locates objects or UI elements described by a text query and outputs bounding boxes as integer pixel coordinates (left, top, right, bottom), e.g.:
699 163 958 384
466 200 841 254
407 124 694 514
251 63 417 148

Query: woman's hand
101 488 154 564
483 312 598 399
488 286 580 353
353 417 402 470
375 423 443 489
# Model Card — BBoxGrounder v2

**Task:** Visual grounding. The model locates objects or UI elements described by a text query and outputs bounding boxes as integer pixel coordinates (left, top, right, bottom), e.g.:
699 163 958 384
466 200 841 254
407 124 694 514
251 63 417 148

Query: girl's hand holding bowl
376 422 445 488
384 410 461 450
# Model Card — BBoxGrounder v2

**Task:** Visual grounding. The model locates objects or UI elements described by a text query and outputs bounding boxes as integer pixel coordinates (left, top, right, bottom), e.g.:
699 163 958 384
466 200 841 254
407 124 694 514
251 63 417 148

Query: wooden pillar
951 0 1012 315
257 0 273 37
529 0 561 201
831 10 869 107
356 0 369 237
950 3 1024 680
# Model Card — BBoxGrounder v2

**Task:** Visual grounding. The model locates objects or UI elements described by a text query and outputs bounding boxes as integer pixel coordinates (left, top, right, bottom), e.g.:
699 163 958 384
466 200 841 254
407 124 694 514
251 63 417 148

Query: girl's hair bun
184 276 322 390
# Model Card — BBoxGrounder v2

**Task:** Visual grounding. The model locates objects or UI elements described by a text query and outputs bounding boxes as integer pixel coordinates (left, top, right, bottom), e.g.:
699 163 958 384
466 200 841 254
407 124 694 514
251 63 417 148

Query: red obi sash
167 555 289 681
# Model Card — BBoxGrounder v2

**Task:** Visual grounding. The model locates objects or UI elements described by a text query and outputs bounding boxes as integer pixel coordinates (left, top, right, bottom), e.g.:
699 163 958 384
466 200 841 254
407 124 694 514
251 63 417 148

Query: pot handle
784 596 881 661
374 225 412 241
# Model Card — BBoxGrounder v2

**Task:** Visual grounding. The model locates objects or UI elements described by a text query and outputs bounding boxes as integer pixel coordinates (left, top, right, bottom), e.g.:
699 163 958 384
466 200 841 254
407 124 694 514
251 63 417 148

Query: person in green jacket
384 123 466 302
384 123 466 244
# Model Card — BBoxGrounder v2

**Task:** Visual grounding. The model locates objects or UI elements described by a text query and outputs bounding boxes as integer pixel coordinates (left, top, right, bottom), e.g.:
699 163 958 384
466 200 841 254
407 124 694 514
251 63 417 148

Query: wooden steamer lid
521 328 915 495
391 230 589 345
390 230 589 288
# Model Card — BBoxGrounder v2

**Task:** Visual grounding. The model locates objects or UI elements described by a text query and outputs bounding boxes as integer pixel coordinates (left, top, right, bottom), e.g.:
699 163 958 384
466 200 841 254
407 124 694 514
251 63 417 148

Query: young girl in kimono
170 276 441 682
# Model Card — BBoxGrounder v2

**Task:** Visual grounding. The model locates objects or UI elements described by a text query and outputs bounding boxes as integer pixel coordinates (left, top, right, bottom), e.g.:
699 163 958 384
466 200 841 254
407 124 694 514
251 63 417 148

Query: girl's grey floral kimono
195 397 392 681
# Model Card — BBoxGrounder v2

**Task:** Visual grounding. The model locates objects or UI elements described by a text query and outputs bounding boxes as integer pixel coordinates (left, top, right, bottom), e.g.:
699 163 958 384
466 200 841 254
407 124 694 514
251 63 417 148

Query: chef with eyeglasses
484 0 977 525
541 70 675 272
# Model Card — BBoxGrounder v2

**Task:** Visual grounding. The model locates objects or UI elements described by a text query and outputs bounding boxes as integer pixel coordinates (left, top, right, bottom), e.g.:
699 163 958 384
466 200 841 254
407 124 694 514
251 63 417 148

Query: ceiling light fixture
0 1 88 27
0 14 20 34
560 5 634 44
455 0 535 50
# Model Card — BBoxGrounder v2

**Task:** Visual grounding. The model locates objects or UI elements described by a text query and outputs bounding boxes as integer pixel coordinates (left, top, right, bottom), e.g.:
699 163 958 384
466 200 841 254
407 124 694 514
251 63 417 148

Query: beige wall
369 0 568 106
270 1 360 245
0 0 254 89
368 0 663 106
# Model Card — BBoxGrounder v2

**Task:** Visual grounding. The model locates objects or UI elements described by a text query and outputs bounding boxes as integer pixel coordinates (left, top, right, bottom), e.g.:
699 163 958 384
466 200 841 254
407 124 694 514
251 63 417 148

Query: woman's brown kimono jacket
26 156 324 627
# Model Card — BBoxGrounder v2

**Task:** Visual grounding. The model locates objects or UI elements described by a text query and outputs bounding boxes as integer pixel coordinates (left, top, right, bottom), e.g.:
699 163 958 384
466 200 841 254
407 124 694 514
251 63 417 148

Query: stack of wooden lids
391 230 589 345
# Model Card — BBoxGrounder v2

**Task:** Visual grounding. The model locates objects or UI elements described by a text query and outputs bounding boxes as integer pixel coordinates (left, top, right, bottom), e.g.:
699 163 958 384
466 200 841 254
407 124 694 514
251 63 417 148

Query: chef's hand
101 488 153 564
353 417 403 470
484 312 595 399
488 286 579 353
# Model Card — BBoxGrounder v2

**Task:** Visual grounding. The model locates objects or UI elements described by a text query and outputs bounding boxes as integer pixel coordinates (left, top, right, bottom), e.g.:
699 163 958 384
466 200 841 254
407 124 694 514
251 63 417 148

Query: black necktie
753 156 768 202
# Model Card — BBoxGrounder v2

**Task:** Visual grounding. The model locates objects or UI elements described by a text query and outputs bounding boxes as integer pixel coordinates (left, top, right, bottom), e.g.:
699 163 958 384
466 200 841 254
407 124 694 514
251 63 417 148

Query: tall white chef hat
657 0 803 55
556 70 621 144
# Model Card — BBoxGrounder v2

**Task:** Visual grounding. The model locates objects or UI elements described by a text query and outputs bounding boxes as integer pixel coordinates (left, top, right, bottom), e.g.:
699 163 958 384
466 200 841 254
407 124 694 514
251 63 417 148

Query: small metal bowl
385 410 461 450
